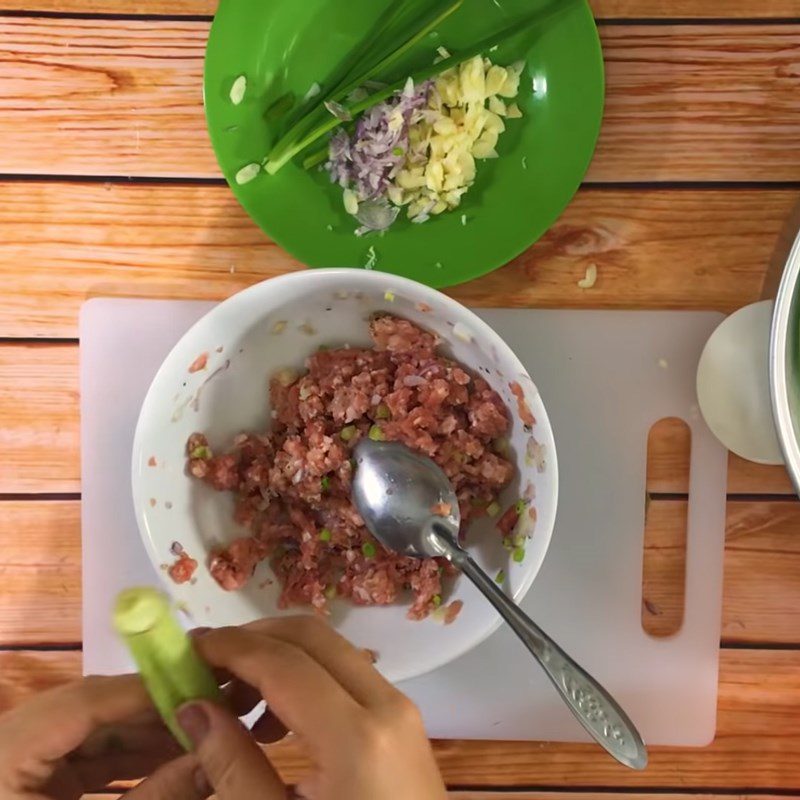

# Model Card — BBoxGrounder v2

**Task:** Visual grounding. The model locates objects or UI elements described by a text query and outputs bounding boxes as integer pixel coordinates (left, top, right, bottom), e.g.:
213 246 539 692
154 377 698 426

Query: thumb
176 700 286 799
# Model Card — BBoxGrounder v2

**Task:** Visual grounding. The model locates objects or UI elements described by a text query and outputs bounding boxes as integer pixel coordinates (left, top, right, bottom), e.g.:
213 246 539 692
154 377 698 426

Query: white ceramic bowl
132 270 558 683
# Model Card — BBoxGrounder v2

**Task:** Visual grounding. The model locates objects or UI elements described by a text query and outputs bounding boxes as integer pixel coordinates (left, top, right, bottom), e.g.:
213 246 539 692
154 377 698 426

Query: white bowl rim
131 268 559 682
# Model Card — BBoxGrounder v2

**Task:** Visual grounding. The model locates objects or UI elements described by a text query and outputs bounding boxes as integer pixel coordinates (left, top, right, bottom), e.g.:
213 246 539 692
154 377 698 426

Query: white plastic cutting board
80 299 727 746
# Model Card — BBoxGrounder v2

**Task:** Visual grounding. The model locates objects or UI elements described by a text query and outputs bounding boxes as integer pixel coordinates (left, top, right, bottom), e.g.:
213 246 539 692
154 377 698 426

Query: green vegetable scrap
368 425 386 441
113 588 222 751
319 528 332 542
362 541 377 558
340 425 357 442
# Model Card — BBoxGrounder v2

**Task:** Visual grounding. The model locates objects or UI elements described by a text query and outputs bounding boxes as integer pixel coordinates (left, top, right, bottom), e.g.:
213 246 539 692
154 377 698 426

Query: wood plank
0 502 81 645
2 498 799 646
80 795 799 800
723 499 800 643
0 650 800 800
0 650 81 709
591 0 800 16
642 497 687 637
2 20 800 180
0 1 797 23
0 342 794 495
593 24 800 182
451 795 794 799
3 649 796 789
640 499 800 642
1 183 797 338
0 344 79 494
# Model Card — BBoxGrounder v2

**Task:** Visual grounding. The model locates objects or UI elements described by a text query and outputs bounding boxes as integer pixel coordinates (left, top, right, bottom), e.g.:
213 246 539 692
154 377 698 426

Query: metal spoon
352 438 648 771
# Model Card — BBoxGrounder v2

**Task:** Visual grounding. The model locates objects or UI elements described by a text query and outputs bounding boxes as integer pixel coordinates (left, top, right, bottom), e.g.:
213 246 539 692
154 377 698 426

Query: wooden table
2 0 800 796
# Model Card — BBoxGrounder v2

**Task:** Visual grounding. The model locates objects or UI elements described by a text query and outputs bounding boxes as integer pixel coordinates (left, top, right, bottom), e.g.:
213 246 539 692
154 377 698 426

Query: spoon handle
449 544 648 770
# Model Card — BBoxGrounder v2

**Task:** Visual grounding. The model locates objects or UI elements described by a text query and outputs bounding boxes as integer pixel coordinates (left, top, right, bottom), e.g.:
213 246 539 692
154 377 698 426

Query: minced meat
187 315 514 620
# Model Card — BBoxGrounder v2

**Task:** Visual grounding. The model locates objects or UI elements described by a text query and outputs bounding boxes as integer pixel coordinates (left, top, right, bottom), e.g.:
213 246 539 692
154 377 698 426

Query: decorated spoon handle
444 538 648 771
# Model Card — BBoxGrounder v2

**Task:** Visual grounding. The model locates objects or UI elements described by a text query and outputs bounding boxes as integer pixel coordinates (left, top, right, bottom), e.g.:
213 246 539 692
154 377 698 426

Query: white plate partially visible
132 270 558 683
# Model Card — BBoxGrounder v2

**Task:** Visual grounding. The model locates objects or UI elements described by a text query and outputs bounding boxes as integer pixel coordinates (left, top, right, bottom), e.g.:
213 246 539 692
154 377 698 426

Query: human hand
183 617 448 800
0 674 204 800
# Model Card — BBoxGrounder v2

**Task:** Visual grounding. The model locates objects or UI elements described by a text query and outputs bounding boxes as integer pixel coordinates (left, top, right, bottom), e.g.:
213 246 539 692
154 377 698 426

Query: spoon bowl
353 439 460 559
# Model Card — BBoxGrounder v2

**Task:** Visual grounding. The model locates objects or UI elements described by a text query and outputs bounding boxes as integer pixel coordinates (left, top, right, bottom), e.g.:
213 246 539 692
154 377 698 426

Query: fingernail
188 626 212 639
177 702 211 748
193 766 212 797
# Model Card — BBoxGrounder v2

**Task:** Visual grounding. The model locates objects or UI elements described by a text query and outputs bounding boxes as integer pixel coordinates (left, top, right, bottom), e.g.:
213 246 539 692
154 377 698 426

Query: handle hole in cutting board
642 418 691 638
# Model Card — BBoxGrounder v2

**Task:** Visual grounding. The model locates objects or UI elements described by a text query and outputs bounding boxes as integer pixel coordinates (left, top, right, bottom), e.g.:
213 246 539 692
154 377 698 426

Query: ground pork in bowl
132 270 557 683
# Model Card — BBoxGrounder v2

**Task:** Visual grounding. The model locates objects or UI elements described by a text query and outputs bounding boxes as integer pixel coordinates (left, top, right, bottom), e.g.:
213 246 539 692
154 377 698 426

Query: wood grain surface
590 0 800 15
0 344 79 494
0 502 81 646
0 0 797 21
0 343 790 494
449 795 795 800
0 336 788 495
78 794 800 800
2 20 800 180
1 182 797 338
1 498 798 647
1 3 799 795
1 649 797 789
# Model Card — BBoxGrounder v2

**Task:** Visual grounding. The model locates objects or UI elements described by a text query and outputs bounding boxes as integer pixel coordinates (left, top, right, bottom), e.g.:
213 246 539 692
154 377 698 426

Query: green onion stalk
113 588 222 751
265 0 572 175
268 0 464 173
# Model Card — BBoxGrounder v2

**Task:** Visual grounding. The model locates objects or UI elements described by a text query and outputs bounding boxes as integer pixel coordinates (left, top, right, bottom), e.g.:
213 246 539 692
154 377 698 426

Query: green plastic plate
204 0 604 288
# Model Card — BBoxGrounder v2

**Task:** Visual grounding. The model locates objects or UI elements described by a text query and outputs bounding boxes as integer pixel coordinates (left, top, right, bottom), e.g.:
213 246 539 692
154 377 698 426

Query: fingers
195 628 363 757
176 700 285 800
125 754 210 800
0 675 152 768
243 616 398 709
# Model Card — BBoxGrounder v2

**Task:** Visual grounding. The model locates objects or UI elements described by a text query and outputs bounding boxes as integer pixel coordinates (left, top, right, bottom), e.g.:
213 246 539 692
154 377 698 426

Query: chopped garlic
577 264 598 289
489 95 507 116
343 188 359 215
506 102 523 119
229 75 246 105
235 163 260 185
392 53 523 221
304 82 321 101
485 65 508 97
